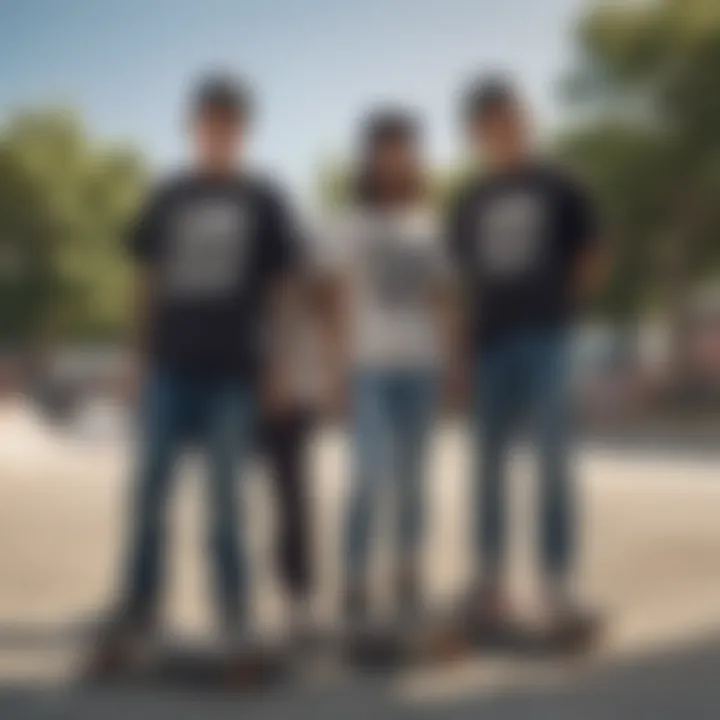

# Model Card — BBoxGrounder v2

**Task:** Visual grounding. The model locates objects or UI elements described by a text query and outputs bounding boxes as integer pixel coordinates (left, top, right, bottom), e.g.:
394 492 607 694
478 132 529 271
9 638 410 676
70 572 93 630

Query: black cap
361 107 421 148
461 75 519 124
190 73 253 120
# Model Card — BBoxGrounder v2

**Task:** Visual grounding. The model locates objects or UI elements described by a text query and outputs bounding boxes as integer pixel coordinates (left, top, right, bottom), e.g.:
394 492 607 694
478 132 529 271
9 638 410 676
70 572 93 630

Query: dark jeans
345 369 438 582
258 410 313 600
473 330 573 583
123 368 255 625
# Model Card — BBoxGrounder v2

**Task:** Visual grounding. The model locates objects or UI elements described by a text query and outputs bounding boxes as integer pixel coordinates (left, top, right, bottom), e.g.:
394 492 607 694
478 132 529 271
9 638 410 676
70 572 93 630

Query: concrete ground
1 402 719 717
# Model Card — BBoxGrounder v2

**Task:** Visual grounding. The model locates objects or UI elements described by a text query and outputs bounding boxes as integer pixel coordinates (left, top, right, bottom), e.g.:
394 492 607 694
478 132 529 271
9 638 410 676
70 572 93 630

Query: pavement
1 636 720 719
1 401 719 718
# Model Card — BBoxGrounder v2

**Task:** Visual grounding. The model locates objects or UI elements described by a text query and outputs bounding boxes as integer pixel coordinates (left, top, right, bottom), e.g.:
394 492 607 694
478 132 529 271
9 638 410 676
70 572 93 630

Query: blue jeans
124 368 255 624
473 330 573 581
345 369 437 580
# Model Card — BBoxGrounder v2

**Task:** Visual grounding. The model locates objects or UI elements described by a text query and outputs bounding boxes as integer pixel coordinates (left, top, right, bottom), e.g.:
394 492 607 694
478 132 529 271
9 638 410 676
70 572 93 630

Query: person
447 77 605 642
325 110 451 631
93 74 298 665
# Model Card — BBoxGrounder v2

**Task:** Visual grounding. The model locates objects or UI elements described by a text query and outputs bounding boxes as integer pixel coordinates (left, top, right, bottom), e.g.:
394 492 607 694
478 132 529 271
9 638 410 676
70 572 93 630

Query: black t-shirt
447 162 599 349
129 172 297 377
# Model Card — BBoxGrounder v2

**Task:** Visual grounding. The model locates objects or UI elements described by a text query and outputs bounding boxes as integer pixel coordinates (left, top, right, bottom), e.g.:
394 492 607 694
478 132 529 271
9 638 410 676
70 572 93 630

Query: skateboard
455 610 606 658
85 633 291 691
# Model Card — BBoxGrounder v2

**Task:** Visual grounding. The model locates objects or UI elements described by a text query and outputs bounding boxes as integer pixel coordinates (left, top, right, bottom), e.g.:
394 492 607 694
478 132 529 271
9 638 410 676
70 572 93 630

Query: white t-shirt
321 207 449 370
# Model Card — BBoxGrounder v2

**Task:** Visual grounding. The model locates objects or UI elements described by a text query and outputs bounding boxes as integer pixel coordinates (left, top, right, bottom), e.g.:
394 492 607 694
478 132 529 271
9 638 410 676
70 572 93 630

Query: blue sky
0 0 587 195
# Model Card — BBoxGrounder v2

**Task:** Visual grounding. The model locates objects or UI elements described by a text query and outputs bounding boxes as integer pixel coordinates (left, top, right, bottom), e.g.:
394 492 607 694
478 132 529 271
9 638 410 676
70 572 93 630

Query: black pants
258 409 313 600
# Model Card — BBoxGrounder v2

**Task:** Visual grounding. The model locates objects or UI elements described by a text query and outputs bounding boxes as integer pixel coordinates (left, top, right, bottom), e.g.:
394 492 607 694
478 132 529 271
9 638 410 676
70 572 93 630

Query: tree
555 121 674 322
0 109 147 348
560 0 720 384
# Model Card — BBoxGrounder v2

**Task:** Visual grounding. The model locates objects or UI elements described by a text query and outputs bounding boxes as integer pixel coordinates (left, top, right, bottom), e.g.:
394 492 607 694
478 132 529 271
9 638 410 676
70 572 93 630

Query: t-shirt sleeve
127 191 166 265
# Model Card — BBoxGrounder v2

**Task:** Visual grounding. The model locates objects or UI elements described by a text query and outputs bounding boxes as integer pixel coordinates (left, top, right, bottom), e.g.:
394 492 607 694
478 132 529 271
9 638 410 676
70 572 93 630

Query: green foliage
315 157 353 209
0 109 147 345
559 0 720 325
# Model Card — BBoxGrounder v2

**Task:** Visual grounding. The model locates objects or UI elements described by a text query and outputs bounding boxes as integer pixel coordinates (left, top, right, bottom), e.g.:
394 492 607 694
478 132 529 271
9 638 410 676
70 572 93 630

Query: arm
441 191 472 411
301 213 352 419
566 179 609 300
259 185 305 415
125 190 163 402
320 272 351 418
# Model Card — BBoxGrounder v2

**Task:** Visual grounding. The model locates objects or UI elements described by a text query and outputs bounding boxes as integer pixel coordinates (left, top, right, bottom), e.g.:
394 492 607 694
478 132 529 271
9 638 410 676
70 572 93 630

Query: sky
0 0 588 197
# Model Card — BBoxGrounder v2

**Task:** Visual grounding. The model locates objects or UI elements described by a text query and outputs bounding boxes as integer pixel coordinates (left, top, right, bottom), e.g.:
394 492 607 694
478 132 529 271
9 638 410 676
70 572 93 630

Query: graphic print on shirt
164 199 248 298
476 192 546 279
368 237 435 312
